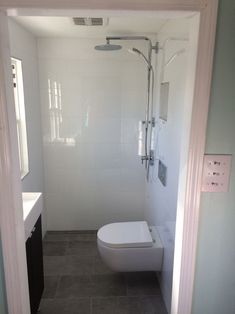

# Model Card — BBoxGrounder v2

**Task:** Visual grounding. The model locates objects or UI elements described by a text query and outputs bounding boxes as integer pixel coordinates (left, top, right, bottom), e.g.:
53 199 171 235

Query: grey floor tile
125 272 161 296
56 274 126 298
44 255 93 276
118 296 167 314
92 297 117 314
40 298 68 314
42 233 167 313
43 276 60 298
66 255 93 275
40 298 91 314
139 296 168 314
55 275 94 298
68 233 97 242
92 296 167 314
92 274 127 297
93 255 114 275
117 296 142 313
92 296 163 314
43 241 67 256
66 241 98 256
66 298 91 314
67 230 97 234
44 232 69 242
44 256 67 276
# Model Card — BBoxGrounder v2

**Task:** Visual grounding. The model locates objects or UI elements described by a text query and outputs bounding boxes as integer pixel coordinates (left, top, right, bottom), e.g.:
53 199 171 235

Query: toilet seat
97 221 153 248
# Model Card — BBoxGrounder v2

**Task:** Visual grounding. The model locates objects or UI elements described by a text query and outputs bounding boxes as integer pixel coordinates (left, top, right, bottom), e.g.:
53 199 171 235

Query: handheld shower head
132 47 142 55
128 48 151 68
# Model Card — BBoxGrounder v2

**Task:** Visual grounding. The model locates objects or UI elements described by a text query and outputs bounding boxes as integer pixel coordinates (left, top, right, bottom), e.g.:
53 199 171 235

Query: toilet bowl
97 221 163 272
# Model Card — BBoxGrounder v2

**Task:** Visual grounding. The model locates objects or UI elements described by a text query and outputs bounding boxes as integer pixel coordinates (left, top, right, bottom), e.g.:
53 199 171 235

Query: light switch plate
201 154 232 192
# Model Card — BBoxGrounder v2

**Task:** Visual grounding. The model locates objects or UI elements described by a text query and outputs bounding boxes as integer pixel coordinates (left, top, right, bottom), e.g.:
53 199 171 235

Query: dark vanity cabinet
26 215 44 314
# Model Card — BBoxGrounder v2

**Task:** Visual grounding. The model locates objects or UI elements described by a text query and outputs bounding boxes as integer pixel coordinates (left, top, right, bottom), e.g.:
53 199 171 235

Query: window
11 57 29 178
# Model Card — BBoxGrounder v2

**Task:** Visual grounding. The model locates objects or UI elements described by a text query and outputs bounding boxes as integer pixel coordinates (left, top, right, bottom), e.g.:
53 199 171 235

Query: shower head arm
106 36 159 54
106 36 149 42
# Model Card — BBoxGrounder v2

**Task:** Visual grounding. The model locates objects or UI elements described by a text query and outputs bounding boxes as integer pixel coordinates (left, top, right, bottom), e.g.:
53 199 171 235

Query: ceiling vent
73 17 108 26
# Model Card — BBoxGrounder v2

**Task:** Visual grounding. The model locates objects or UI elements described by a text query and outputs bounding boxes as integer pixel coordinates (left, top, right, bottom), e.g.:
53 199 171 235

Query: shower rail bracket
152 42 159 54
150 117 156 127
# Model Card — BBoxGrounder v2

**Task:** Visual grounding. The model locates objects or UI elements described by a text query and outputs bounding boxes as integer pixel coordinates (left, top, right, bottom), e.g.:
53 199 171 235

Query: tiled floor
40 231 167 314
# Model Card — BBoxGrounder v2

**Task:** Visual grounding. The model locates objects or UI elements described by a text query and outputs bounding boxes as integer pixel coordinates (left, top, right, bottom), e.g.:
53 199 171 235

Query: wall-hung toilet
97 221 163 272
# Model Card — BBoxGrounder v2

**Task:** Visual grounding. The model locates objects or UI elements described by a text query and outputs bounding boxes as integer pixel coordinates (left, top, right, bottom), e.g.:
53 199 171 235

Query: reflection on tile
121 118 140 144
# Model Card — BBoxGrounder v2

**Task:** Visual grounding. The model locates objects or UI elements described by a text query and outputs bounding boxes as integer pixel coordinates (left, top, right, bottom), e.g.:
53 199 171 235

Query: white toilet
97 221 163 272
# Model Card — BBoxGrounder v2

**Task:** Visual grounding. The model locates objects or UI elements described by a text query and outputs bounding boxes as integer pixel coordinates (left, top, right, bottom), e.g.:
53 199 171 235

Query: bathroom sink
22 192 42 240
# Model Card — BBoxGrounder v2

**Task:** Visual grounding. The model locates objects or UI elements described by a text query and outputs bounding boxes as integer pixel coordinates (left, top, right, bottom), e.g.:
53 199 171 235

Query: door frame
0 1 218 313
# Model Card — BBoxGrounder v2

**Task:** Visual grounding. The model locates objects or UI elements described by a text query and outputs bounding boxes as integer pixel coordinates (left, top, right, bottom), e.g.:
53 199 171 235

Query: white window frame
11 57 29 179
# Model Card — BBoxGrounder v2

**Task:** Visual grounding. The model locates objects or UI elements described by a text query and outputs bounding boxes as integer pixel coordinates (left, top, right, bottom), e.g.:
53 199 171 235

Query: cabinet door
26 215 44 314
26 236 34 312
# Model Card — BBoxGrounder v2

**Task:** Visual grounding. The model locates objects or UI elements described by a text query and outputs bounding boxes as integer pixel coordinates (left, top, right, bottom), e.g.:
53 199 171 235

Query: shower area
40 32 159 230
95 35 157 180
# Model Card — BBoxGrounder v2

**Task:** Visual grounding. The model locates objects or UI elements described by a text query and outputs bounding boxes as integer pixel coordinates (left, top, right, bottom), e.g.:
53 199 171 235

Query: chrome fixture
95 35 158 180
95 39 122 51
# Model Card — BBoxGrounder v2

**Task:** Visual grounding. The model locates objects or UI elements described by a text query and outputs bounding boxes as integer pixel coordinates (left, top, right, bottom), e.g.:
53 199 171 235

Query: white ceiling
12 16 170 38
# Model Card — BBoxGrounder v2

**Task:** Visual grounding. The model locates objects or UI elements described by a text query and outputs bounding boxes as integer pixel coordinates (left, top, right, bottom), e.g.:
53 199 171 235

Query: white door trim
172 2 218 313
0 1 218 313
0 10 31 314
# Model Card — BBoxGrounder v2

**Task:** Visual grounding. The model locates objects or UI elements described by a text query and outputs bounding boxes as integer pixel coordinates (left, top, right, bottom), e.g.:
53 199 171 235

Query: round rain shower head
94 43 122 51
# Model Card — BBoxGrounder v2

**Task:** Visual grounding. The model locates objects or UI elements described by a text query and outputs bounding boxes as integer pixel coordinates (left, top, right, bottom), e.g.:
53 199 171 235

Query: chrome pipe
102 35 158 179
106 36 149 41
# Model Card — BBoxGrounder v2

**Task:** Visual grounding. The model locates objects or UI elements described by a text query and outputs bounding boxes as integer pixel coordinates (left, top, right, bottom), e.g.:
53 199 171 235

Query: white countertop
22 192 43 241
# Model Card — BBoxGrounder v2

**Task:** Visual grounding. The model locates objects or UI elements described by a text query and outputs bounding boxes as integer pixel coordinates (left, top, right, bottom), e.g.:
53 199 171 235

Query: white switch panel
202 154 232 192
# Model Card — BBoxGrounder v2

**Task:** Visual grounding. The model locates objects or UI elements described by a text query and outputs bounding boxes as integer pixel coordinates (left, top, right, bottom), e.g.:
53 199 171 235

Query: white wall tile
38 37 147 230
144 19 191 312
8 19 46 234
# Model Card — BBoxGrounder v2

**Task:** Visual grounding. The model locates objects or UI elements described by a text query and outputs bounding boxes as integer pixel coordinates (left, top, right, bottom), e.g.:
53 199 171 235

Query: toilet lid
97 221 153 248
